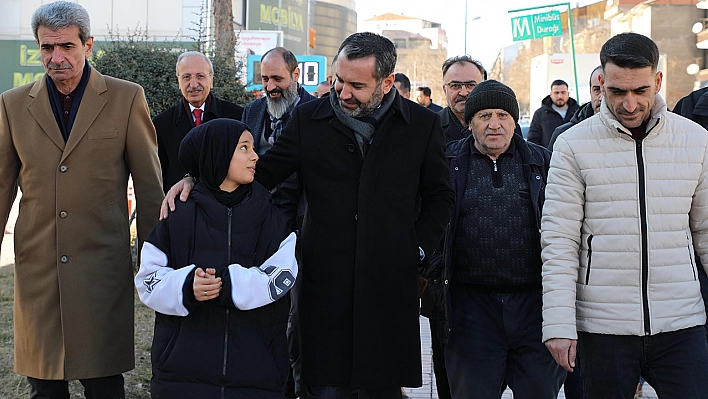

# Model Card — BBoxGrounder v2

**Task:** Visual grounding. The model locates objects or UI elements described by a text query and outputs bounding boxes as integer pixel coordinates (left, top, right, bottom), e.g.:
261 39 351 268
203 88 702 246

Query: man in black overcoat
254 32 454 398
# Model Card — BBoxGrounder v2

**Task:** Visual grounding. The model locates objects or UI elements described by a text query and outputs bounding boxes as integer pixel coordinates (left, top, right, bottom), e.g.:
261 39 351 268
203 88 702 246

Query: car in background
518 115 530 139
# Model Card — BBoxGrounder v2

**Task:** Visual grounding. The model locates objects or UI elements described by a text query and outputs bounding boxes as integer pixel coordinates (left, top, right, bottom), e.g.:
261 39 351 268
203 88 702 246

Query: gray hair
31 1 91 45
175 51 214 75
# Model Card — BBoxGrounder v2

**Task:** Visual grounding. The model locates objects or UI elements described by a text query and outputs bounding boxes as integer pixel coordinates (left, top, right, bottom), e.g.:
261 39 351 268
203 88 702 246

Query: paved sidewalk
404 316 658 399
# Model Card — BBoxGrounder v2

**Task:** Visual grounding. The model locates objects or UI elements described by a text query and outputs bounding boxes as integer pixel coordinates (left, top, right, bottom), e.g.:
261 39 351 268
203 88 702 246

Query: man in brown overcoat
0 2 163 397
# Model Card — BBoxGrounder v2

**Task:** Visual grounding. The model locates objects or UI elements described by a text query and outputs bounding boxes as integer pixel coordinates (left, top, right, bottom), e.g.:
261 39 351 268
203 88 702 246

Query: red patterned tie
193 109 203 126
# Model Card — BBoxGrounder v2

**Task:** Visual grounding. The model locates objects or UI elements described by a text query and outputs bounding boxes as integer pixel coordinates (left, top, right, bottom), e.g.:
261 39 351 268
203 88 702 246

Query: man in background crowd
527 79 579 149
417 86 443 112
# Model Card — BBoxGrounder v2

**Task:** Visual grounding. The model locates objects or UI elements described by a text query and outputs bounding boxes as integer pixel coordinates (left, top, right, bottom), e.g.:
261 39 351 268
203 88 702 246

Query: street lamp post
464 5 481 56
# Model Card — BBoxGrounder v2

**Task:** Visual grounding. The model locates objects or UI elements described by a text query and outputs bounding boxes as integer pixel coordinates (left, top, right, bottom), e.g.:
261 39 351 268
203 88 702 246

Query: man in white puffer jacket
542 32 708 399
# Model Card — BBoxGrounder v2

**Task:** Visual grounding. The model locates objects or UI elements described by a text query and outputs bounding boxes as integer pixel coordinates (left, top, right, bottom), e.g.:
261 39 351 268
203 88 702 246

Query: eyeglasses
445 81 477 91
178 73 213 82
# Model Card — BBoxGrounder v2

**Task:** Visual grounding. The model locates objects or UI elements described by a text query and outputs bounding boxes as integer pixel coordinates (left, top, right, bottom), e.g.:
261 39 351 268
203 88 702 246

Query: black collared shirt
46 62 91 142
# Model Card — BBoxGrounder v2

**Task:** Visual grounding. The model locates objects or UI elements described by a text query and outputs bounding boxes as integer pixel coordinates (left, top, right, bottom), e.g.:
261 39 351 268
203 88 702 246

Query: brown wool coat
0 67 164 380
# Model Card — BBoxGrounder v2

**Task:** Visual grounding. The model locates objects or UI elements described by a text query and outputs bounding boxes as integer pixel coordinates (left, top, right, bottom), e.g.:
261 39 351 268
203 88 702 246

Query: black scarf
178 119 252 207
329 85 396 156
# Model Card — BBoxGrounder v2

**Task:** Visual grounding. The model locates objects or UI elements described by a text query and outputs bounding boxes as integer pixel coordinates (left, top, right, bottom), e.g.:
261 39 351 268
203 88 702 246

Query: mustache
48 62 71 70
342 98 361 106
266 87 283 96
454 95 467 103
186 86 204 93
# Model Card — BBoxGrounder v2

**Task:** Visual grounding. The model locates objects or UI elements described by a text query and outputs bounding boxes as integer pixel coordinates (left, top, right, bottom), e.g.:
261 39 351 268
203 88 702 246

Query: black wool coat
152 94 244 193
254 93 455 388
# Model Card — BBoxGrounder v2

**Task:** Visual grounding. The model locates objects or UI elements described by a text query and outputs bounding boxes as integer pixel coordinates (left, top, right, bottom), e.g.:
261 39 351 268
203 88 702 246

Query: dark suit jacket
439 106 469 144
153 94 243 192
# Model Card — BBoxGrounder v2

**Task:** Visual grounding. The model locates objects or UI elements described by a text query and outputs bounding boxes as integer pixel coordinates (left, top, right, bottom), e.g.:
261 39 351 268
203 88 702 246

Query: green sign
511 11 562 41
248 0 309 55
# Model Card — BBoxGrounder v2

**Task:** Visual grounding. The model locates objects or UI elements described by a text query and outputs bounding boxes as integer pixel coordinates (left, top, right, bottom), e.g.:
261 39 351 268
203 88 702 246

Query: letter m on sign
511 16 533 41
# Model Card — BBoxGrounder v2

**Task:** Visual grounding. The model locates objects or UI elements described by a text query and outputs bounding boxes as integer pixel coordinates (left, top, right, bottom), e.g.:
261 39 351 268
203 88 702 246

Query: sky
355 0 599 69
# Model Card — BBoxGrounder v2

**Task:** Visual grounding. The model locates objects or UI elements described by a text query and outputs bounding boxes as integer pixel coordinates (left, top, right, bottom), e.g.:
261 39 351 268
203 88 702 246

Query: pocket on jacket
108 200 130 244
229 322 288 389
153 315 181 370
583 234 594 285
88 130 118 140
687 231 698 280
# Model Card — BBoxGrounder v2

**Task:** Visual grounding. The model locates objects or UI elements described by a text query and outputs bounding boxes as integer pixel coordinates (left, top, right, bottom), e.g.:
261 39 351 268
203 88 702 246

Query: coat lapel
27 77 65 151
62 67 107 160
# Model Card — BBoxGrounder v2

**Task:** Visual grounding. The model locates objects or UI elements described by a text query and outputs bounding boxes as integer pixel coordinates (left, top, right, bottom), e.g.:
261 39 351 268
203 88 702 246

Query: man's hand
545 338 577 372
193 267 222 302
159 177 195 220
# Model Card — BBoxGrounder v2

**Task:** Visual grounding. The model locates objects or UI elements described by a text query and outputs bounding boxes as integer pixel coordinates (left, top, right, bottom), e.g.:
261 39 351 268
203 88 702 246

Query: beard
339 82 384 118
553 98 567 108
266 78 299 119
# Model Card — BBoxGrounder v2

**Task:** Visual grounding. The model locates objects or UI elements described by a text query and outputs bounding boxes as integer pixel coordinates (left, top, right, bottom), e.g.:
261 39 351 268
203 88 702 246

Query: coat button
454 167 459 171
60 255 68 263
59 211 68 218
59 165 68 172
347 144 355 153
444 279 449 285
354 214 358 221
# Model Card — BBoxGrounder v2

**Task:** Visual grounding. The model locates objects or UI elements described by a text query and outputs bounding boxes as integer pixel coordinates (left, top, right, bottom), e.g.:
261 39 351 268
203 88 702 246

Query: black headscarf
179 119 252 207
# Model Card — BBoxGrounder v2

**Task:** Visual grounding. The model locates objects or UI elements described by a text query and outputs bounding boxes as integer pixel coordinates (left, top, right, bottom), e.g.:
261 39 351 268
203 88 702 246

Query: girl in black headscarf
135 119 298 399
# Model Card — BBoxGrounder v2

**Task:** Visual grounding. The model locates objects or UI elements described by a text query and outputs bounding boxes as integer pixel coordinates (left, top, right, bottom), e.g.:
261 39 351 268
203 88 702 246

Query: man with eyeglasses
152 51 244 193
438 56 487 143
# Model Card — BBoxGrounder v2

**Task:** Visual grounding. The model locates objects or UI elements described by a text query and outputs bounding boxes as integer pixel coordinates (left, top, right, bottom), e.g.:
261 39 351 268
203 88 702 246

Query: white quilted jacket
541 95 708 342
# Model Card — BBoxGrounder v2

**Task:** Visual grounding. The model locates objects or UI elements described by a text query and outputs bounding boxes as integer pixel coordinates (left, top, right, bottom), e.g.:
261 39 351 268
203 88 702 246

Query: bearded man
245 47 316 155
527 79 579 149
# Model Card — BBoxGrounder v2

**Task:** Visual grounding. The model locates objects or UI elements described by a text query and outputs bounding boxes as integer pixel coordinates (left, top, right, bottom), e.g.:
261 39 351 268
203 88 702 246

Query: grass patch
0 266 155 398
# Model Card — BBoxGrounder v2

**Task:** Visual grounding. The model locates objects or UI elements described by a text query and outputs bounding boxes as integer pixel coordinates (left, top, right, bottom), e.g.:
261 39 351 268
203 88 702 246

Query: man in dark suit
152 51 243 193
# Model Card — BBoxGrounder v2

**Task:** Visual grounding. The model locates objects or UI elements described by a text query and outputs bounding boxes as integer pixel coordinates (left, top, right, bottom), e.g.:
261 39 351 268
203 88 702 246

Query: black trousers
27 374 125 399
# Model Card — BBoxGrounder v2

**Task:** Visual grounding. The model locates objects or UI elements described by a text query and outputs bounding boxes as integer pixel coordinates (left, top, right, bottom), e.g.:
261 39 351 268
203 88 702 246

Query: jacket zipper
635 137 651 335
221 207 233 399
585 234 594 284
688 232 697 280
